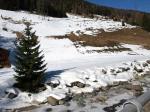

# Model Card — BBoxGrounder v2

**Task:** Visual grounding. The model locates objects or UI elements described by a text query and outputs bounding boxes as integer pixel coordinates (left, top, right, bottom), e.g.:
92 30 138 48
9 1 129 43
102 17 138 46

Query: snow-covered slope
0 9 134 37
0 9 150 110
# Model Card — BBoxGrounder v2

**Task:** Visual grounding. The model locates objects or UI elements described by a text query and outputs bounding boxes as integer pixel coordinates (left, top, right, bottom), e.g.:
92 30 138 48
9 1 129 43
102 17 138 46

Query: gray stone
46 80 60 88
102 69 107 74
71 81 85 88
61 110 72 112
119 67 130 72
134 66 143 73
5 88 19 99
64 102 70 107
47 96 59 106
113 81 120 86
45 108 53 112
142 62 148 67
125 81 143 92
144 71 150 76
146 60 150 64
8 93 18 99
95 95 108 103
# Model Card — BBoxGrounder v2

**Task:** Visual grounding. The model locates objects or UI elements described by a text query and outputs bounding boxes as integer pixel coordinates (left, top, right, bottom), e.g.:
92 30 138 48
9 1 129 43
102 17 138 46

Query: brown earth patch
48 27 150 52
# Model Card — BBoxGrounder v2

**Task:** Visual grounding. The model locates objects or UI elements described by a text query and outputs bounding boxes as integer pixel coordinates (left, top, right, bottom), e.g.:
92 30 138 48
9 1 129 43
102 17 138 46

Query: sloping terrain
0 9 150 112
1 0 150 32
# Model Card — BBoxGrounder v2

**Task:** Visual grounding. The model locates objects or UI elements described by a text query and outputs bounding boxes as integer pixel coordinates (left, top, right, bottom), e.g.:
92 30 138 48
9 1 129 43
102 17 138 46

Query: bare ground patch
47 27 150 53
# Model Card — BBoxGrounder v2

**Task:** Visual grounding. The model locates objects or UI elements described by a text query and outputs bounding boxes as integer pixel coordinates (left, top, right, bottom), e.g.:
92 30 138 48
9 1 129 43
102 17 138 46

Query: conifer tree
142 14 150 31
14 23 47 93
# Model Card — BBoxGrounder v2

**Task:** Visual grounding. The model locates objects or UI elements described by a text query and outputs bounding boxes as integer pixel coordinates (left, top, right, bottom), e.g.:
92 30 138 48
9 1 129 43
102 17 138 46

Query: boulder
0 48 10 68
125 81 143 92
95 95 108 103
8 93 18 99
144 101 150 112
146 60 150 64
45 108 53 112
38 84 47 92
61 110 72 112
47 96 59 106
134 66 143 73
62 94 72 102
113 81 120 86
45 79 60 88
133 90 143 96
5 88 19 99
110 69 115 73
144 71 150 76
132 84 143 91
102 69 107 74
71 81 85 88
119 67 130 72
142 62 148 67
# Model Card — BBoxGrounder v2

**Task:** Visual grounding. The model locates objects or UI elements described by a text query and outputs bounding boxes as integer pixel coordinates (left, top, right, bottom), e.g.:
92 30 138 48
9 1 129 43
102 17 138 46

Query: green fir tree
14 24 47 93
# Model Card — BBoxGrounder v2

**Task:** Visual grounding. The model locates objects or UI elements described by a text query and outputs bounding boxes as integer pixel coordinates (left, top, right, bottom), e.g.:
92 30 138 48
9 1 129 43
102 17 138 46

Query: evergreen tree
142 14 150 31
14 23 47 93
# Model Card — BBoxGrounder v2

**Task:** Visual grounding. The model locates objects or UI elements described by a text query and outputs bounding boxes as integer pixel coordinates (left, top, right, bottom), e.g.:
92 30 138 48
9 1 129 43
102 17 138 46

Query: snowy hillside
0 9 134 37
0 9 150 111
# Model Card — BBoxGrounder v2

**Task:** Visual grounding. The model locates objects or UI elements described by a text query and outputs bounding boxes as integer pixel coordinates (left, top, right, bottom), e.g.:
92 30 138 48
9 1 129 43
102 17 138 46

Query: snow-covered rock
5 88 19 99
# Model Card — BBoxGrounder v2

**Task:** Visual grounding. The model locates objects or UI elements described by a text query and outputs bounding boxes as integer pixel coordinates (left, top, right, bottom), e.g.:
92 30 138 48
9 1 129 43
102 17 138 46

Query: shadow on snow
44 67 75 82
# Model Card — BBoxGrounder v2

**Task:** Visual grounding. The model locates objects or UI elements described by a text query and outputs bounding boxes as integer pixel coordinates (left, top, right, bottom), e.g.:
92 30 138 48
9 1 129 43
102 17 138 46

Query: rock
31 100 41 105
116 69 122 73
96 95 108 103
144 71 150 76
77 98 86 107
132 84 143 91
132 81 144 96
144 101 150 112
133 90 143 96
63 94 72 102
46 79 60 88
64 102 70 107
119 81 128 85
110 69 115 73
119 67 130 72
47 96 59 106
125 81 143 92
102 69 107 74
73 93 85 101
101 86 110 91
113 81 120 86
71 81 85 88
146 60 150 64
134 66 143 73
15 105 39 112
59 100 65 105
0 48 11 68
40 99 48 105
1 109 15 112
5 88 19 99
38 85 46 92
91 90 98 96
8 93 18 99
91 105 97 109
94 87 101 92
61 110 72 112
45 108 53 112
142 62 148 67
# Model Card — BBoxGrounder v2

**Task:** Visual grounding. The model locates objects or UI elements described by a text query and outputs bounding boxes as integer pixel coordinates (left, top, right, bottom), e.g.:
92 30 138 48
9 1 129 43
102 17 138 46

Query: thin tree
14 23 47 93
